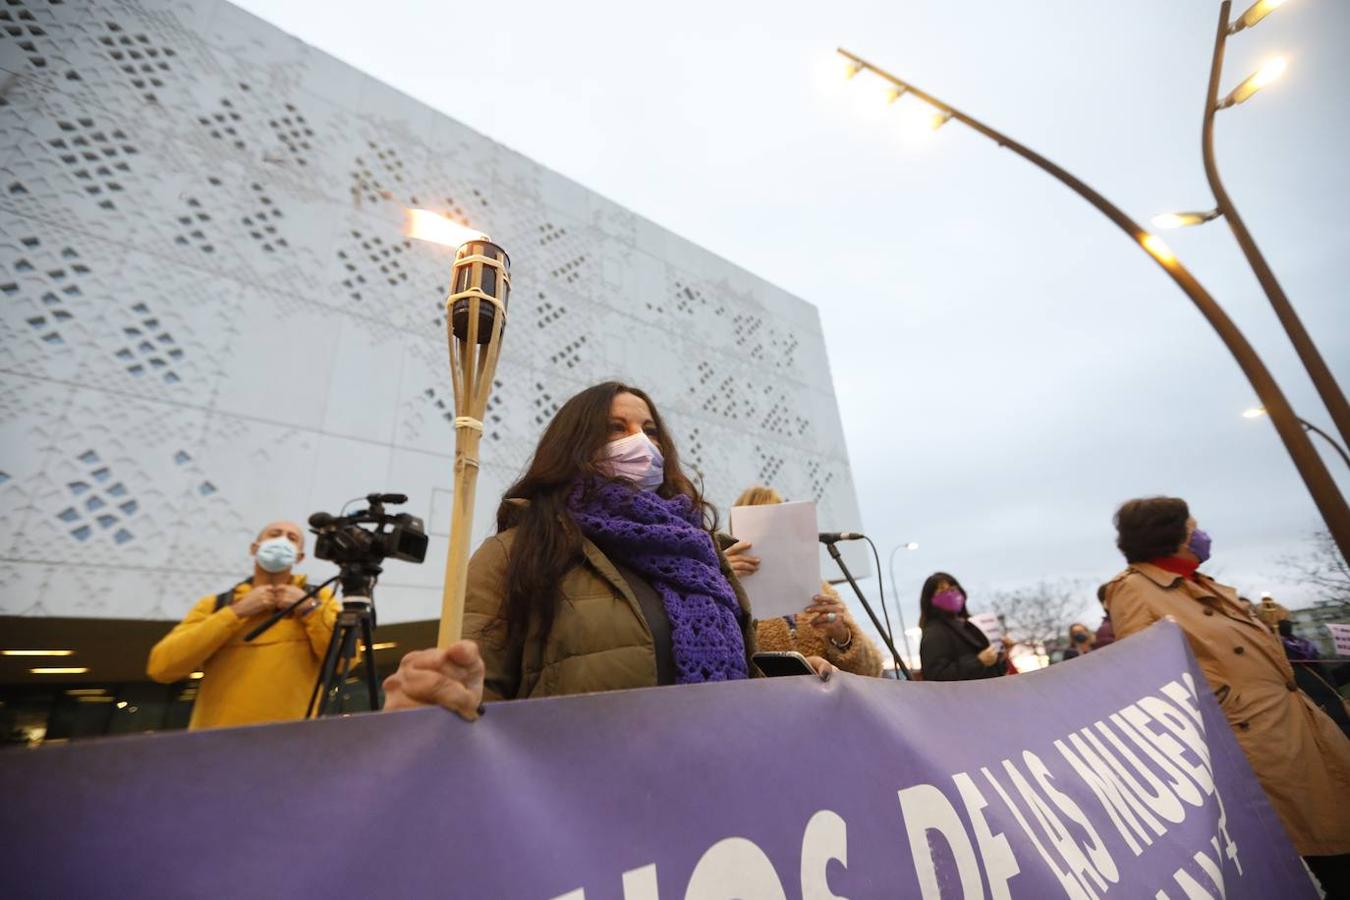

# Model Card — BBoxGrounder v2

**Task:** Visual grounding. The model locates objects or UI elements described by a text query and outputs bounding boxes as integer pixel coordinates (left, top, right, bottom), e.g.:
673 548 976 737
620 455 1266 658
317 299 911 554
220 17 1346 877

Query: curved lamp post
1244 407 1350 470
1196 1 1350 449
834 45 1350 564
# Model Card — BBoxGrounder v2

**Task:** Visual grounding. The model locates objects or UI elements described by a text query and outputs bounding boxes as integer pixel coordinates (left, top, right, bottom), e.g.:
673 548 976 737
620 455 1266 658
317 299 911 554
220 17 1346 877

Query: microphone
819 531 866 543
308 512 335 529
366 492 408 504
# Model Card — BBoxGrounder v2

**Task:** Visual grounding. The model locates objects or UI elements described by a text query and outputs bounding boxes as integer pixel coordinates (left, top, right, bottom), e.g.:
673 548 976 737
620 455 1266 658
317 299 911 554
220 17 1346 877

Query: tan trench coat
463 527 759 701
1105 562 1350 856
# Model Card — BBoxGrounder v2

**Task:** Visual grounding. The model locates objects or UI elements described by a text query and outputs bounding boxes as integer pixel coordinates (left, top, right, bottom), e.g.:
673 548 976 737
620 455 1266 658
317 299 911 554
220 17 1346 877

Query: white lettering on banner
555 670 1254 900
980 765 1093 900
1212 784 1242 876
800 810 848 900
1080 727 1171 839
1195 840 1226 897
1003 757 1103 898
1054 732 1159 855
1172 675 1207 728
1172 868 1217 899
1093 720 1187 824
897 783 985 899
1025 751 1119 887
684 837 788 900
1138 695 1213 793
1116 706 1205 808
1155 838 1235 900
551 865 660 900
952 772 1021 900
622 865 659 900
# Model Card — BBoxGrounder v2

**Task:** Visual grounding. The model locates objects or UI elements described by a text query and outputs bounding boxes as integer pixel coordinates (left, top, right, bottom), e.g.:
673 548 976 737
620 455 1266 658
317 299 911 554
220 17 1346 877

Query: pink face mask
932 589 965 614
599 431 665 491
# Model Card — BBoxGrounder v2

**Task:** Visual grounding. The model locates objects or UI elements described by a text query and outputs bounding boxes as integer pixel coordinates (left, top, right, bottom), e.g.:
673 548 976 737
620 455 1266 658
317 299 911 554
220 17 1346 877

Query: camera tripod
305 562 384 718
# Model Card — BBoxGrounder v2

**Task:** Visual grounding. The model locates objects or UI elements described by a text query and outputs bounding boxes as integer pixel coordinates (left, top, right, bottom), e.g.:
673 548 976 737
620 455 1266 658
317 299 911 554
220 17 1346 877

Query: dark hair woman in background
1105 496 1350 893
383 381 833 715
917 571 1005 681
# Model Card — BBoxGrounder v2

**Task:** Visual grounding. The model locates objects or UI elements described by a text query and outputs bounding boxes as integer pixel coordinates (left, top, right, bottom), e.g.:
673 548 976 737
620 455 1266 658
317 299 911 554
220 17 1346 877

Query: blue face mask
1187 528 1212 564
255 537 298 573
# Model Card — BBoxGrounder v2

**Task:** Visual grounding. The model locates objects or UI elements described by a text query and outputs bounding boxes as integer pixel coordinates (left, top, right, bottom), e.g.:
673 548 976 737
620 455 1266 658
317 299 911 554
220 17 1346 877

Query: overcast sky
234 0 1350 650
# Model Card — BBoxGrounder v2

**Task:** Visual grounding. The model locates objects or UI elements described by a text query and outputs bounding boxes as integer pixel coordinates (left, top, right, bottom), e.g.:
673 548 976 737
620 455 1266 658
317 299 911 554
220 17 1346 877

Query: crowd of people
153 379 1350 894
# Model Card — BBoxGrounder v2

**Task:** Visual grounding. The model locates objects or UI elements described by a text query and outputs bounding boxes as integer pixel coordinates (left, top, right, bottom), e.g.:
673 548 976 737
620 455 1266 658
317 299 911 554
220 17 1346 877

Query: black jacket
919 614 1006 681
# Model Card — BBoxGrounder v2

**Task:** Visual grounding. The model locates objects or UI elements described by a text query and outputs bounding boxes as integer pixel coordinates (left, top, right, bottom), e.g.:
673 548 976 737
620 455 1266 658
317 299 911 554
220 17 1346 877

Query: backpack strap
214 577 254 612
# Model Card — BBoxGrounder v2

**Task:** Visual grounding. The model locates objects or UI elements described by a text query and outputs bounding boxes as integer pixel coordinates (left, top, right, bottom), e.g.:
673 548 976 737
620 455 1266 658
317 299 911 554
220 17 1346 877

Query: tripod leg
308 620 347 719
359 616 381 711
321 627 359 717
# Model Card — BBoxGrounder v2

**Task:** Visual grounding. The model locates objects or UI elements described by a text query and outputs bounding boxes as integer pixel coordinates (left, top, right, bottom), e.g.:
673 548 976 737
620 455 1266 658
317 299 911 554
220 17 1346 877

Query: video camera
309 493 428 568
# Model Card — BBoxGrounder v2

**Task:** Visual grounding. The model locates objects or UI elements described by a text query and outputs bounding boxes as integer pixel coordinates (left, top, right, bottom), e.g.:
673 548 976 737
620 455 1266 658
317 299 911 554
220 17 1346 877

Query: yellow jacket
147 576 344 730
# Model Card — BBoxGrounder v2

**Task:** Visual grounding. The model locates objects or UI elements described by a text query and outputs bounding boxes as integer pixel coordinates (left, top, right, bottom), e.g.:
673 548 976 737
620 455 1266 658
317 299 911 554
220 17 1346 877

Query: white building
0 0 861 703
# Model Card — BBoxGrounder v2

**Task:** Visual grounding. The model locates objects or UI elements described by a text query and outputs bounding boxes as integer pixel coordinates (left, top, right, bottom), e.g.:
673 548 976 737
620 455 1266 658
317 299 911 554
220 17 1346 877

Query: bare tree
1278 531 1350 604
987 579 1096 653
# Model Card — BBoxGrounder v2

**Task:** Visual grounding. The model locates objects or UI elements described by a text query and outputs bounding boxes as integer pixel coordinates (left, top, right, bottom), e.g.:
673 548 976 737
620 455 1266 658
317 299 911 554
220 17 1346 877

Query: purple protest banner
0 622 1312 898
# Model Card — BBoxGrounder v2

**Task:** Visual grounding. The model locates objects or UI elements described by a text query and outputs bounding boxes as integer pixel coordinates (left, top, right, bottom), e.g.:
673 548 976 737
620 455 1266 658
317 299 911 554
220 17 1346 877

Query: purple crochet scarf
567 478 748 684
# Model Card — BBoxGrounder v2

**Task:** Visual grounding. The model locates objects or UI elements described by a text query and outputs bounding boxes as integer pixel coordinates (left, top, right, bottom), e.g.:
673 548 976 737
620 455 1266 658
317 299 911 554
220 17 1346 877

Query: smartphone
753 651 817 677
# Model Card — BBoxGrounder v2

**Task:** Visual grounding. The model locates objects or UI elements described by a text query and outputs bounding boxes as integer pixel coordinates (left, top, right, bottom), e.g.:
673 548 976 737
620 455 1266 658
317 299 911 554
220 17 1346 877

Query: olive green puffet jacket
463 525 760 702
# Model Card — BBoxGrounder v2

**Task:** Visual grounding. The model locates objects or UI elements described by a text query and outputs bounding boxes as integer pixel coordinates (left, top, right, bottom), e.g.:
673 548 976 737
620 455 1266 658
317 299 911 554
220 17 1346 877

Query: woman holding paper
917 572 1007 681
383 382 833 713
725 485 884 677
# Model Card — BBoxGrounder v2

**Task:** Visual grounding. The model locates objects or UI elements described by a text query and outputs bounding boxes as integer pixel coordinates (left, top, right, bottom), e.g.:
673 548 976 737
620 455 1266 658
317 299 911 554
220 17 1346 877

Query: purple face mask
932 589 965 614
599 431 665 492
1187 528 1212 564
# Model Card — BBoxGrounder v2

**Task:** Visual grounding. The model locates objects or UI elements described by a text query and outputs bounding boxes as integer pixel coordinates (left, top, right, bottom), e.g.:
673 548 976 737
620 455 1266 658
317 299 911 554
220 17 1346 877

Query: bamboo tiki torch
437 239 510 648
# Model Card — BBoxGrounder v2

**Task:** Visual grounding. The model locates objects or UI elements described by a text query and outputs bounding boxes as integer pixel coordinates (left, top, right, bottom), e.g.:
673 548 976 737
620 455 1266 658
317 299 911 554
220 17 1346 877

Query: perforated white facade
0 0 861 624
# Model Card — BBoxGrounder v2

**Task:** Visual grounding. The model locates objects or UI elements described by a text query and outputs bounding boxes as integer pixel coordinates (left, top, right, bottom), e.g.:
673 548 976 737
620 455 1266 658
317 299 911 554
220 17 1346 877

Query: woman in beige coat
1105 497 1350 893
724 485 884 677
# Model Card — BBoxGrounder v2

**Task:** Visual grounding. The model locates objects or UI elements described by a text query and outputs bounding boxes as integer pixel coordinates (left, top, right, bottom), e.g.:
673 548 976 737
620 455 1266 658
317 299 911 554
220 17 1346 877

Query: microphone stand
825 541 912 680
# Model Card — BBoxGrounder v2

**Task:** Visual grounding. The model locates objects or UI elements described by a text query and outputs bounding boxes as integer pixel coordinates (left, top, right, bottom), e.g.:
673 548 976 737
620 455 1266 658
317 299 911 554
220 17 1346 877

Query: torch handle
437 424 483 648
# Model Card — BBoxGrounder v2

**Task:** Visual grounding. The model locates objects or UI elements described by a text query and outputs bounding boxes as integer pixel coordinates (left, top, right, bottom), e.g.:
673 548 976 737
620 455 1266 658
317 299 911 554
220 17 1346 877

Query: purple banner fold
0 621 1312 898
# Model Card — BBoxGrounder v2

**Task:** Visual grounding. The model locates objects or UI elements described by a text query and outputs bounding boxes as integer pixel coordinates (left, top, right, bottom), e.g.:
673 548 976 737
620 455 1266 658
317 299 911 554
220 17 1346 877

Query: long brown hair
496 381 713 643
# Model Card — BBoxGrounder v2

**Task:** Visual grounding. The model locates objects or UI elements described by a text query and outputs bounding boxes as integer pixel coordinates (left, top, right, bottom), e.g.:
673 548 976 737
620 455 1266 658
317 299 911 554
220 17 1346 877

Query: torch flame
405 209 487 248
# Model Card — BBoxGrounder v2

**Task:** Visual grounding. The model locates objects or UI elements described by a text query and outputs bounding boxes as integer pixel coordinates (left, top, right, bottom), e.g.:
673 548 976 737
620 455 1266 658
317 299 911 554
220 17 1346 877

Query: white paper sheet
728 500 821 619
968 612 1003 648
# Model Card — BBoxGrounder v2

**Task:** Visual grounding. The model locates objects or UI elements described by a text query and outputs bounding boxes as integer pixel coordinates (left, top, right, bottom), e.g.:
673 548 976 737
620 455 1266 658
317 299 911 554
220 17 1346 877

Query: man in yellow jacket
147 520 342 730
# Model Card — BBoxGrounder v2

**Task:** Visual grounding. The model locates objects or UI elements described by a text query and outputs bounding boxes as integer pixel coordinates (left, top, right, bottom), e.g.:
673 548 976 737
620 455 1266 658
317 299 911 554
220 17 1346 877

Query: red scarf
1149 556 1199 581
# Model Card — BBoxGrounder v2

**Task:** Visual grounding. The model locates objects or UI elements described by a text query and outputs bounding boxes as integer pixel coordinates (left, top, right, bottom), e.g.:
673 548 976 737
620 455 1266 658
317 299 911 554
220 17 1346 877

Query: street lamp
1202 2 1349 450
1217 56 1287 109
1140 234 1176 265
832 43 1350 564
1229 0 1287 33
1151 210 1221 229
1155 2 1346 453
1243 407 1350 469
887 542 920 663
